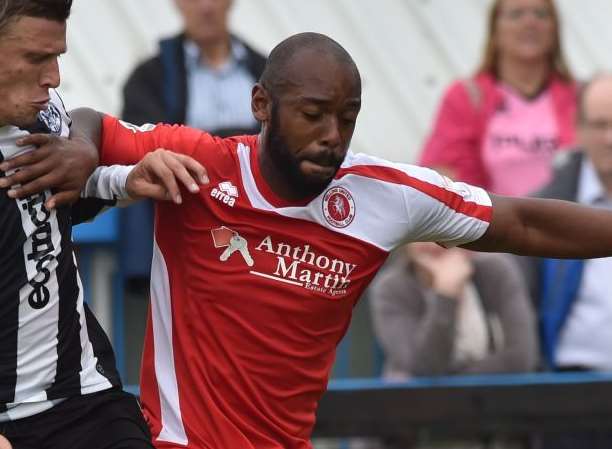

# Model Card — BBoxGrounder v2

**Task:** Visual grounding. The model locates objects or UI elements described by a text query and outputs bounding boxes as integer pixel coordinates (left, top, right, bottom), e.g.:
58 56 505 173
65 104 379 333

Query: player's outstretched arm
463 194 612 258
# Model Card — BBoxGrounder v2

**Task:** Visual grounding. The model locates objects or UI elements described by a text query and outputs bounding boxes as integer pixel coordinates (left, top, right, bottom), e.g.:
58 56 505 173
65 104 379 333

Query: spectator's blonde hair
477 0 572 81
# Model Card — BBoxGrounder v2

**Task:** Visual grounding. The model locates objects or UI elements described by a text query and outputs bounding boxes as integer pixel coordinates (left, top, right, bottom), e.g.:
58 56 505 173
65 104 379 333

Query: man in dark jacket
119 0 267 287
122 0 266 135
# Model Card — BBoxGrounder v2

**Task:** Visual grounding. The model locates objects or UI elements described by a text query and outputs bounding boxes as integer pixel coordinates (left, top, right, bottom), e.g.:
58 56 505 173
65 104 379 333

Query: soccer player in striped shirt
8 32 612 449
0 1 206 448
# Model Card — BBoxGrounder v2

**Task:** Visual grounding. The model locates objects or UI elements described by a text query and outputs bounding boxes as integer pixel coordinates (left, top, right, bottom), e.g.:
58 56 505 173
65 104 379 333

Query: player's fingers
0 156 58 189
161 153 202 194
0 147 52 182
148 157 182 204
16 133 53 148
44 190 80 210
6 172 63 200
132 182 172 202
174 153 209 185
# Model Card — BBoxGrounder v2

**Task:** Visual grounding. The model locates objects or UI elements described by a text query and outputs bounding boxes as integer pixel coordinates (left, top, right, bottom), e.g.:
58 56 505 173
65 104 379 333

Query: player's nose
40 58 61 89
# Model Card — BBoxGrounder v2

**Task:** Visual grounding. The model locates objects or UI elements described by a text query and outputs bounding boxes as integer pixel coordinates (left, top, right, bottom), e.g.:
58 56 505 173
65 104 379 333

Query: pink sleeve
418 81 490 189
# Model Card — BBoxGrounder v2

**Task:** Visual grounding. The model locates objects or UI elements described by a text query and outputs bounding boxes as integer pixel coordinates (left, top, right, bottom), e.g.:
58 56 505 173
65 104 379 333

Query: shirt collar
577 156 608 205
183 37 248 72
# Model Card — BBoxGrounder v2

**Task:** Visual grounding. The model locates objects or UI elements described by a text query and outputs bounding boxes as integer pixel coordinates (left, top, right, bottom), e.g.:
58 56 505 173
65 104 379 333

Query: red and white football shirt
100 116 492 449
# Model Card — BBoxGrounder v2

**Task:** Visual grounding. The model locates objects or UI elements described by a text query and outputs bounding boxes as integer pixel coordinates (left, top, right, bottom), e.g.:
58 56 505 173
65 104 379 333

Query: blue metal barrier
122 371 612 442
327 371 612 390
73 208 119 243
315 372 612 438
73 209 127 378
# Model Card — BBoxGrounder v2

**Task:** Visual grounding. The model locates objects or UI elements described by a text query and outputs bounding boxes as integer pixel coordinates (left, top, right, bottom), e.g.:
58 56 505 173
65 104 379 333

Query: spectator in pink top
419 0 578 196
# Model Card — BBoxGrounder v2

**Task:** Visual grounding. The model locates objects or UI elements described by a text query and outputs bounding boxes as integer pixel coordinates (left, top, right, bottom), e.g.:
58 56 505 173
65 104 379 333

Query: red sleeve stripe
336 165 493 223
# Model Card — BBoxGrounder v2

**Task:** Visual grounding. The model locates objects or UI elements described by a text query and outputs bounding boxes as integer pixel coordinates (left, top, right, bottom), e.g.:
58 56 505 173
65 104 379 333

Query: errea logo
211 181 239 207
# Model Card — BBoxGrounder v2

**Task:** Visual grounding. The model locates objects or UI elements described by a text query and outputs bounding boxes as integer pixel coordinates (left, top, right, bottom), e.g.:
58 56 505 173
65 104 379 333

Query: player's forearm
531 200 612 258
469 196 612 258
81 165 134 202
70 107 104 154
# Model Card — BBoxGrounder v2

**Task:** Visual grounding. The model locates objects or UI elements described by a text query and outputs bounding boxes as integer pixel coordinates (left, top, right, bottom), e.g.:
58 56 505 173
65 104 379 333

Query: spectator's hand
412 248 473 299
0 133 99 209
0 433 12 449
126 149 209 203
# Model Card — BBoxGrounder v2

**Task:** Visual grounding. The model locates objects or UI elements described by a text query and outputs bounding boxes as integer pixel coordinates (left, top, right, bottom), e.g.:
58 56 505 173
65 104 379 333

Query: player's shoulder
190 133 257 163
339 151 442 186
218 134 258 154
174 132 256 184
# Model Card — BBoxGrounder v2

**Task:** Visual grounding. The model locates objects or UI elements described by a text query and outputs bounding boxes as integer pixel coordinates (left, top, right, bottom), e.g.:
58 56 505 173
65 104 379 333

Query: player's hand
126 149 209 203
0 133 99 209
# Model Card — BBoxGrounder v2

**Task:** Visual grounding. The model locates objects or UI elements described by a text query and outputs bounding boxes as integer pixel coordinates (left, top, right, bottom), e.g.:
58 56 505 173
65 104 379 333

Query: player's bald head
0 0 72 35
259 32 361 100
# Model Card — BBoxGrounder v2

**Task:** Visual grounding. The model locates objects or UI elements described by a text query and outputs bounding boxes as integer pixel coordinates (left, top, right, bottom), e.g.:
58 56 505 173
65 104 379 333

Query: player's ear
252 83 271 123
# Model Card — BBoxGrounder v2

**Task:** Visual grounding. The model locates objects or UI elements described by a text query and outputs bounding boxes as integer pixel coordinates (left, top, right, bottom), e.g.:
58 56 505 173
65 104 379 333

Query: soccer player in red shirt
7 32 612 449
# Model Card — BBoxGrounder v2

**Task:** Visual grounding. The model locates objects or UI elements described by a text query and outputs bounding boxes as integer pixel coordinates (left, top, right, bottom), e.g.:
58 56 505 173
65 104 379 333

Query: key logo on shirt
322 186 355 228
211 226 254 266
210 181 239 207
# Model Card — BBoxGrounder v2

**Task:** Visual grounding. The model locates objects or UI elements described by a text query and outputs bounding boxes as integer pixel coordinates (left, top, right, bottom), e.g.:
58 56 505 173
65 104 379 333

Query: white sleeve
399 165 492 247
334 153 492 250
81 165 135 201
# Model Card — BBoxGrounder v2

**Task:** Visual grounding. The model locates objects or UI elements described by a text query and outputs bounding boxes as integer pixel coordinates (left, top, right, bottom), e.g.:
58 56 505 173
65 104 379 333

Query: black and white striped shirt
0 90 121 421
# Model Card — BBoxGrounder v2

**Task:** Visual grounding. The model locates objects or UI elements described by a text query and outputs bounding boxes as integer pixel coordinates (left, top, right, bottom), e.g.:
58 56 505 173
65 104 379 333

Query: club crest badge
38 103 62 135
322 186 355 228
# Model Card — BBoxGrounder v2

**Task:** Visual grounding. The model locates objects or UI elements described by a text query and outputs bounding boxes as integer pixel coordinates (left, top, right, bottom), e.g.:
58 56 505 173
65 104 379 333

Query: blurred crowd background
60 0 612 163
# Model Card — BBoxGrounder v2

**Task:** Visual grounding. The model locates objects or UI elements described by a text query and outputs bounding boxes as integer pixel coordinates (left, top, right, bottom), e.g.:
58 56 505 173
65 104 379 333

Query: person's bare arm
464 195 612 258
70 107 103 149
0 108 103 209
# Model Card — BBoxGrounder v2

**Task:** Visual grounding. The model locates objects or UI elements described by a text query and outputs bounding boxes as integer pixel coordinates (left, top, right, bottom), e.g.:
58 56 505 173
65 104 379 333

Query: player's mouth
31 99 49 111
301 160 337 179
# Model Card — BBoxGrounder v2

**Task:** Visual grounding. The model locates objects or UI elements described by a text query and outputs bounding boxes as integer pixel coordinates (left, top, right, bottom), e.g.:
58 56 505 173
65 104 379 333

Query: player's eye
27 53 53 64
341 115 357 125
302 110 322 121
